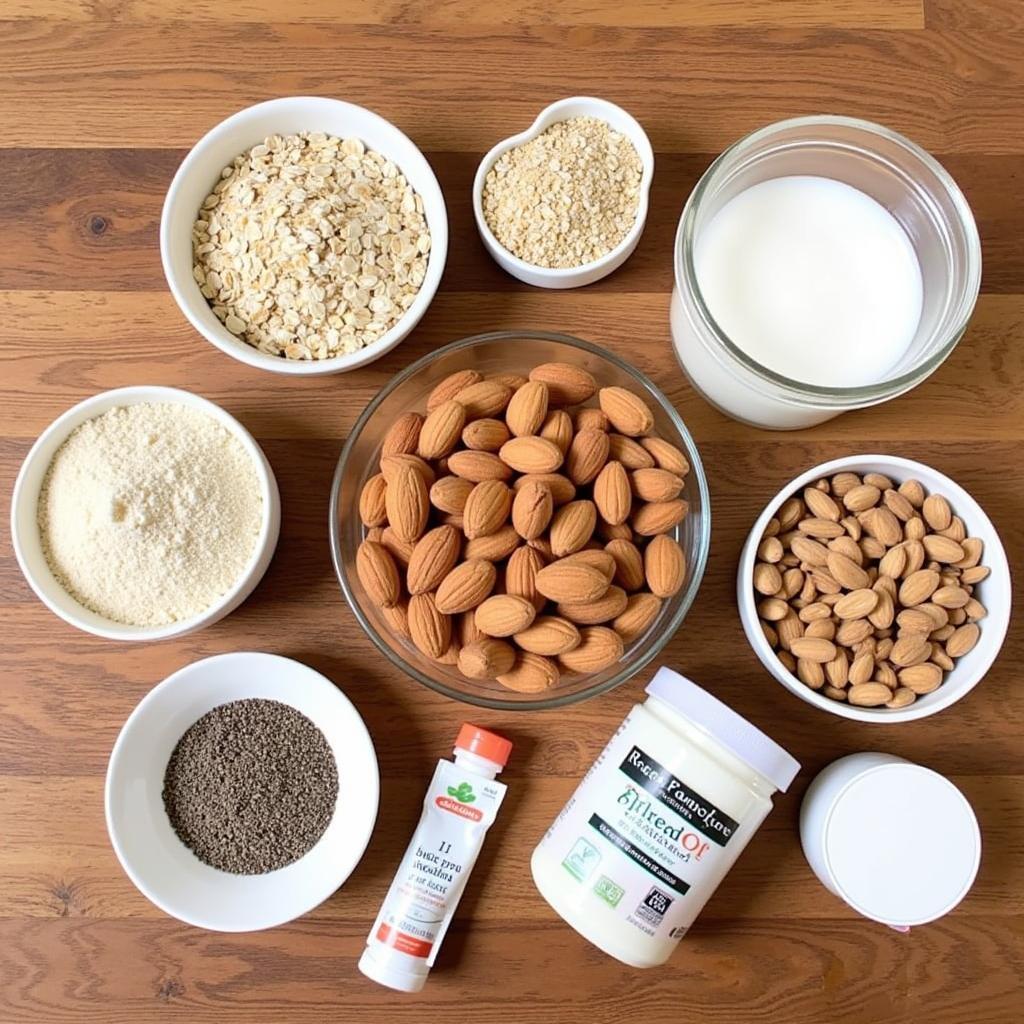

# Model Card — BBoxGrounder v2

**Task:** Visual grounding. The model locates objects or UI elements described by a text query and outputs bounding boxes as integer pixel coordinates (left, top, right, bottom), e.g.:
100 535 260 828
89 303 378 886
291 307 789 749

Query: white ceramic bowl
161 96 448 375
105 652 379 931
737 455 1011 723
10 386 280 641
472 96 654 289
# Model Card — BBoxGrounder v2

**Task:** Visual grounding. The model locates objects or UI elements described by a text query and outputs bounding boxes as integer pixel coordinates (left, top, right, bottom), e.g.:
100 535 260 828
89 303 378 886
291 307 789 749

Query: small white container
161 96 448 375
800 753 981 929
737 454 1011 723
10 386 280 642
105 652 379 931
531 667 799 968
472 97 654 289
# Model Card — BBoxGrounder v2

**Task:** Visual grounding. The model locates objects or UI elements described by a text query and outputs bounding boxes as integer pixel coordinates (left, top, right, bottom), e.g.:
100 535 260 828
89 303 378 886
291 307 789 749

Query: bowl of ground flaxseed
473 96 654 289
105 652 379 932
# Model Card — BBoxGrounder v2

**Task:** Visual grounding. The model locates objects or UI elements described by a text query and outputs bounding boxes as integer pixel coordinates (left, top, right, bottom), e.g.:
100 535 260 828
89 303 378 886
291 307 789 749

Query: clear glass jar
670 116 981 430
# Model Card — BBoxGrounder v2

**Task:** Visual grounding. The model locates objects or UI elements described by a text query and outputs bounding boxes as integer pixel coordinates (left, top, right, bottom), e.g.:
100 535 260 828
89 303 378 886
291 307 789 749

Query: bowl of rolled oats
161 97 447 374
473 96 654 289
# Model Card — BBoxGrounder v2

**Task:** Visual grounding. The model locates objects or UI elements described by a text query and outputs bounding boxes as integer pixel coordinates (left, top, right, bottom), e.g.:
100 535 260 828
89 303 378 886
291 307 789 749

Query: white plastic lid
824 763 981 928
645 667 800 792
358 945 428 993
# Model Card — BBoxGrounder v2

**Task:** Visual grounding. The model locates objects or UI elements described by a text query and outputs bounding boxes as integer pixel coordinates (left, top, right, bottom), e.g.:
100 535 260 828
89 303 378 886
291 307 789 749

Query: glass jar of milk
670 116 981 430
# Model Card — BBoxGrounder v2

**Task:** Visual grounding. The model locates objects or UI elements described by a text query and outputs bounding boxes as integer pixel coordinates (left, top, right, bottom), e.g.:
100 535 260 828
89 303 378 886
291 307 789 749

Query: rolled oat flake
162 698 339 874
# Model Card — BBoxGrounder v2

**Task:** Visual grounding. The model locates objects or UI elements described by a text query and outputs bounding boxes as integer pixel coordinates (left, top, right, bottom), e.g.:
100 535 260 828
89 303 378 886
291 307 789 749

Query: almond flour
37 403 262 626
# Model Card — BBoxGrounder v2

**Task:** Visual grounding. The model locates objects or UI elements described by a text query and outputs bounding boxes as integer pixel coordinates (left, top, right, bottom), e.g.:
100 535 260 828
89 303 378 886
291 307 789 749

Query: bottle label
538 708 758 946
371 761 505 965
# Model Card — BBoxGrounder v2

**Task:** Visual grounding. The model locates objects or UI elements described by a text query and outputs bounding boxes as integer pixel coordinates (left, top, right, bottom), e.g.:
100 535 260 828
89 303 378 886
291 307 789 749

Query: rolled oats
192 132 430 360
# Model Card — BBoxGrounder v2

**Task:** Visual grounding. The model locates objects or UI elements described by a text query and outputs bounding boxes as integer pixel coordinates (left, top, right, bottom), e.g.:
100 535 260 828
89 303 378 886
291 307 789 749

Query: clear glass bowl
329 331 711 710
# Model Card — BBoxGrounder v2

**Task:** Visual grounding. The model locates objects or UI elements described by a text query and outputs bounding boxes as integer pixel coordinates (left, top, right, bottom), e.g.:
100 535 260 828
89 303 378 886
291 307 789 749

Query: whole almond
447 450 512 482
613 592 662 642
606 539 645 591
843 484 881 513
898 478 925 507
558 626 624 673
506 545 547 611
830 472 862 497
566 428 611 485
868 590 895 629
417 399 466 460
791 536 829 566
849 651 875 685
644 535 686 598
799 517 846 539
408 593 451 659
496 652 560 693
639 437 689 476
798 602 831 623
455 379 512 419
891 634 932 667
861 507 903 547
511 480 554 540
776 610 805 649
946 622 980 658
550 500 598 557
458 638 516 679
954 538 984 570
512 473 576 506
499 436 564 475
961 566 989 585
932 584 970 609
528 363 597 405
359 473 388 527
806 619 836 641
826 551 870 590
886 687 917 709
939 515 967 542
557 585 629 625
804 487 841 522
463 480 513 539
513 616 581 656
385 464 429 543
382 599 410 640
608 434 656 470
561 549 616 579
505 380 549 437
381 412 424 458
489 372 527 392
427 369 482 411
575 408 609 432
462 417 510 452
464 525 520 561
406 525 461 595
633 499 688 536
923 493 952 531
758 597 790 622
599 387 654 437
475 594 537 637
899 569 940 607
539 410 573 454
458 609 485 647
435 559 498 614
797 658 825 689
429 475 473 515
848 682 892 707
632 468 684 503
356 540 401 608
828 534 862 564
593 461 632 525
535 561 610 603
833 588 878 620
899 662 943 695
754 562 783 596
878 545 907 580
381 453 436 486
825 648 849 688
790 636 838 663
922 535 966 563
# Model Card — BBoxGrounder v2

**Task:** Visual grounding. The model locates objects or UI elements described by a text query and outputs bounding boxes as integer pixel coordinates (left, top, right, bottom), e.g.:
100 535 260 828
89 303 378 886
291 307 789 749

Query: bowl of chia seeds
105 652 379 931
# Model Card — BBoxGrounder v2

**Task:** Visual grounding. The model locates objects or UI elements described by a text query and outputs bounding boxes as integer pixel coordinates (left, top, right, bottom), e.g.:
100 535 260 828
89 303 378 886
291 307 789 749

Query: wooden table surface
2 2 1022 1022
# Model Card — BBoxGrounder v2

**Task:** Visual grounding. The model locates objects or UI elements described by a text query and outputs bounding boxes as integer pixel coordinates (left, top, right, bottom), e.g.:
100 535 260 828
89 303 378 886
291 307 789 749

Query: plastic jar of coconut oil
531 667 799 967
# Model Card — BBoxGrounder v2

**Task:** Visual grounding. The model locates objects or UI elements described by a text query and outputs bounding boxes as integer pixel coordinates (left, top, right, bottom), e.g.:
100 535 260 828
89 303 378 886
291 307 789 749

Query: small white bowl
161 96 448 375
737 455 1011 723
472 96 654 289
105 652 379 931
11 386 280 641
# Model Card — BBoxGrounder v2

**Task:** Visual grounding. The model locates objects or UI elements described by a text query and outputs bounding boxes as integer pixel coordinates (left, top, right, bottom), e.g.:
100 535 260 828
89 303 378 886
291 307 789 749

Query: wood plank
0 0 927 29
0 23 1019 152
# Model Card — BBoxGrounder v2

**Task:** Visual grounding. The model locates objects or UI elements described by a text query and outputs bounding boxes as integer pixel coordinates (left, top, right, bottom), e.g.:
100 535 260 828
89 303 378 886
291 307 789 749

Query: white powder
38 403 263 626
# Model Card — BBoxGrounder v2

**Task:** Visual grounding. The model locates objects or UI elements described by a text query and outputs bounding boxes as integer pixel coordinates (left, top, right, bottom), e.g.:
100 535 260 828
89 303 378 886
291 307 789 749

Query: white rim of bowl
104 652 380 931
160 96 449 375
738 454 1012 723
10 386 280 641
471 96 654 279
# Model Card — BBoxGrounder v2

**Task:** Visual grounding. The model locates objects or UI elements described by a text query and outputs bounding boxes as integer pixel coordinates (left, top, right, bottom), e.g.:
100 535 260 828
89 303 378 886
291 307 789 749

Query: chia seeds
162 698 339 875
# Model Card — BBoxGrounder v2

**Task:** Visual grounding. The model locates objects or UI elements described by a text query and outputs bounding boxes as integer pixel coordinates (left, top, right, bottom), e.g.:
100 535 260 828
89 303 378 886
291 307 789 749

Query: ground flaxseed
162 698 338 874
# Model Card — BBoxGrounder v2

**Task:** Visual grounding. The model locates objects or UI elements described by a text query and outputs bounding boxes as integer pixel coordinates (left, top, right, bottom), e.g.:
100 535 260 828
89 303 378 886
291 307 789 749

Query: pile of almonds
355 361 692 694
755 470 989 709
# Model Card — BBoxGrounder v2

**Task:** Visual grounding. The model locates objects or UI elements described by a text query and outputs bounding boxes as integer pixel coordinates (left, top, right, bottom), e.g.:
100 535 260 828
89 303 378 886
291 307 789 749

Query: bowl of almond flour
11 386 280 640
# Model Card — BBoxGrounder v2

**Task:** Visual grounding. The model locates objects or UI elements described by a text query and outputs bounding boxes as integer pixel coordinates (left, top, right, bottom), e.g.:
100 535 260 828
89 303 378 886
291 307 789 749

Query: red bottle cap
456 723 512 768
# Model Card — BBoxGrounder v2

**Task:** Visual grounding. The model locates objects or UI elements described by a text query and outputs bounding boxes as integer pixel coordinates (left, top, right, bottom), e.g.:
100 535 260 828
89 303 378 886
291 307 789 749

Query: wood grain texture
0 2 1022 1023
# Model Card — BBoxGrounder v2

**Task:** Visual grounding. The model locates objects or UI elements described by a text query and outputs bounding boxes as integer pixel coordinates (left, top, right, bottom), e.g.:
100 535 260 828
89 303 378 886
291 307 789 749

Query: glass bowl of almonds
330 330 710 710
738 455 1011 723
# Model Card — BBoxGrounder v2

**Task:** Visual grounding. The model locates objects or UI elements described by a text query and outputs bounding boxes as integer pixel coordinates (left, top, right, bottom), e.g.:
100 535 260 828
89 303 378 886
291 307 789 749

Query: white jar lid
645 667 800 792
824 763 981 927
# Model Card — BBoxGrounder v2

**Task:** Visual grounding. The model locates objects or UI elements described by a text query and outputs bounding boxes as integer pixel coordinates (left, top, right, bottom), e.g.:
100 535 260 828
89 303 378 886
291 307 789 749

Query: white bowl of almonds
738 456 1010 722
161 97 447 374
